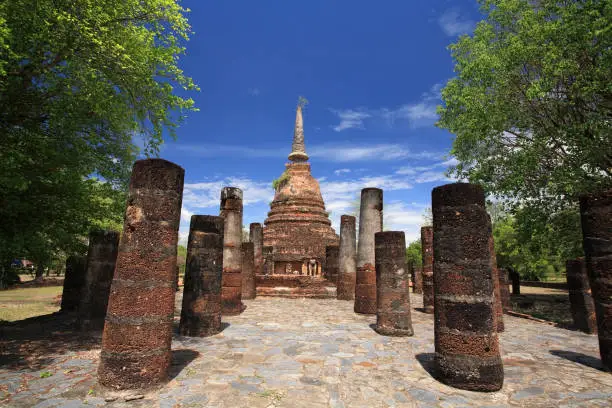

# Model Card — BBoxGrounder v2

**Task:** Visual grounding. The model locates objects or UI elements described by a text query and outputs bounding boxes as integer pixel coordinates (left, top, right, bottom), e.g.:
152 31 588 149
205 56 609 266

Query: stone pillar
413 265 423 294
98 159 184 390
79 230 120 327
509 268 520 295
488 220 504 332
61 256 87 312
375 231 413 336
337 215 357 300
220 187 244 315
325 245 339 281
175 265 180 292
432 183 503 392
579 189 611 369
566 258 597 334
250 223 263 276
499 268 511 313
242 242 256 300
179 215 224 337
355 188 383 314
421 226 434 314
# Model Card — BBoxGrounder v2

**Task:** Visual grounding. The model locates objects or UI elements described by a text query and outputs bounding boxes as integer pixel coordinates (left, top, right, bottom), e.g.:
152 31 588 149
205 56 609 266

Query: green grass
0 285 63 322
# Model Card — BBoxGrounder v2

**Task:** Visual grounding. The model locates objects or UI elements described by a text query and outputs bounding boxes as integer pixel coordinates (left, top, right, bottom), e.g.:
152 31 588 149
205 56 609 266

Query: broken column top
190 215 225 234
288 104 309 163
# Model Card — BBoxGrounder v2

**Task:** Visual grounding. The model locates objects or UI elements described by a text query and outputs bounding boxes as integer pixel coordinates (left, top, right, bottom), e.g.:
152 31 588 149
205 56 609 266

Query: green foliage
39 371 52 378
438 0 612 214
405 240 422 268
0 0 197 285
298 96 309 109
272 171 290 190
491 202 583 281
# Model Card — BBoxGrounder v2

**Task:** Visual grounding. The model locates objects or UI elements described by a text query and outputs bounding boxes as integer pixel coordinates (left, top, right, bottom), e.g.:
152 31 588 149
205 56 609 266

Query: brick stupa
260 104 339 296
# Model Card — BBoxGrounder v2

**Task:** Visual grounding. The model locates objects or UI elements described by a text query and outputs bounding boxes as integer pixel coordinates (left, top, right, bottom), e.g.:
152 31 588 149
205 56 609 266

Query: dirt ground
508 286 574 328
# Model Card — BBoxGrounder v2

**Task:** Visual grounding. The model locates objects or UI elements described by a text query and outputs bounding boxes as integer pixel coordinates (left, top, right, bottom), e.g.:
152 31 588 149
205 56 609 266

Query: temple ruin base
255 275 336 298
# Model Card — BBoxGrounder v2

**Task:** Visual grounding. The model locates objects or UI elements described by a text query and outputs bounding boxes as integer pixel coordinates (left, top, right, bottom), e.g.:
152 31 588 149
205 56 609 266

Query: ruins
566 258 597 334
78 230 120 328
179 215 224 337
432 183 504 392
241 242 256 300
355 188 383 314
337 215 357 300
259 104 339 297
579 189 611 369
98 159 184 389
220 187 244 315
60 255 86 312
487 218 505 332
374 231 414 336
421 226 434 314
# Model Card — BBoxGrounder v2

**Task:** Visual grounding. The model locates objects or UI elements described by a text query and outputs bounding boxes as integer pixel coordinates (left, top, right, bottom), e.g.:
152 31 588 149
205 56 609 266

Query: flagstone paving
1 295 611 407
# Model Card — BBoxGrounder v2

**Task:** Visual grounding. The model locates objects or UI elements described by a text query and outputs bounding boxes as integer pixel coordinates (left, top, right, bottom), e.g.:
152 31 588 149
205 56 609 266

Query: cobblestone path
1 296 611 407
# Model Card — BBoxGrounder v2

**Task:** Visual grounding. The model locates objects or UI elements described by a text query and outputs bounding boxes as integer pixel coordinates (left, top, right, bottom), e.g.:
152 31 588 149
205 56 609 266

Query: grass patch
0 286 62 322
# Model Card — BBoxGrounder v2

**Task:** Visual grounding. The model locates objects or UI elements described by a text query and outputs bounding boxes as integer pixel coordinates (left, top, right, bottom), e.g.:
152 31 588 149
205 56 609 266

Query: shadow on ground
549 350 609 372
168 349 201 381
0 312 101 370
415 352 439 380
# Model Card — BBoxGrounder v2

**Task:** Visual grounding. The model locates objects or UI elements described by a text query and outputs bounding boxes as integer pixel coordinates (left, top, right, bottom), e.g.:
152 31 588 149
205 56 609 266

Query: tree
0 1 197 284
438 0 611 214
405 240 422 268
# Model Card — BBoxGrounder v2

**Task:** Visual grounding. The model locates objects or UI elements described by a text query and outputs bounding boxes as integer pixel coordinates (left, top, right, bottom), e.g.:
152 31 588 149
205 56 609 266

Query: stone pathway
1 295 611 407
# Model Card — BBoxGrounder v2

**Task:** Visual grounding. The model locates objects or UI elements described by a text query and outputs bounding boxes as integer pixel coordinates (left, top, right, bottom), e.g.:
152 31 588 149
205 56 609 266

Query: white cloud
438 9 475 36
183 177 273 210
330 109 371 132
395 156 458 183
384 201 430 243
334 168 351 176
173 142 441 163
331 83 443 131
248 87 260 96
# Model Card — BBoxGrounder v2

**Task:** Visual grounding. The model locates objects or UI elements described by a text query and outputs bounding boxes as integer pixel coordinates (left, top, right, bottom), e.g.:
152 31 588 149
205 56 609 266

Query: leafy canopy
438 0 611 210
0 1 197 271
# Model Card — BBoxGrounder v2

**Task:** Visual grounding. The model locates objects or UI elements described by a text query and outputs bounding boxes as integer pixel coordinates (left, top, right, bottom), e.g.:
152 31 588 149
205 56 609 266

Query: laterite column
375 231 413 336
355 188 383 314
98 159 184 390
220 187 244 315
579 189 611 369
179 215 224 336
337 215 357 300
566 258 597 334
432 183 503 392
325 245 339 282
242 242 256 300
79 230 120 327
509 268 520 295
499 268 511 313
413 265 423 294
421 226 434 314
488 219 504 332
250 223 264 276
61 256 87 312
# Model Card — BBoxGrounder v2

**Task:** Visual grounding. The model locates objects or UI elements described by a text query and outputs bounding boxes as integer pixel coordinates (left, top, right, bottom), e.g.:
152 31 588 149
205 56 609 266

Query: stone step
256 285 337 299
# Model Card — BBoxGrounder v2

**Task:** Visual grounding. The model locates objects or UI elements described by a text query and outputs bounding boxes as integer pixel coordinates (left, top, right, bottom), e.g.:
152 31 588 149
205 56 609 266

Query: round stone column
355 188 383 314
499 268 511 313
412 265 423 294
579 189 611 369
421 226 434 314
79 230 120 328
250 223 264 276
487 220 504 332
509 268 520 295
375 231 414 336
337 215 357 300
325 245 339 282
220 187 244 315
566 258 597 334
61 255 87 312
242 242 256 300
432 183 503 392
179 215 224 337
98 159 184 390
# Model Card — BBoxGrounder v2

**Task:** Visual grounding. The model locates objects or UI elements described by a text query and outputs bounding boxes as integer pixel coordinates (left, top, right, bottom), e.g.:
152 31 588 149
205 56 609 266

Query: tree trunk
35 263 44 282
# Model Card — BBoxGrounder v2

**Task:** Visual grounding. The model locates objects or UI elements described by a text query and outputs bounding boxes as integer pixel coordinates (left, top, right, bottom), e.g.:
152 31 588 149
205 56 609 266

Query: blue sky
152 0 481 244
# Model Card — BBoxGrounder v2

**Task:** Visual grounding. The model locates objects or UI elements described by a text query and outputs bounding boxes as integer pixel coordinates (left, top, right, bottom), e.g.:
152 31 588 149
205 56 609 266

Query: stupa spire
288 102 309 162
